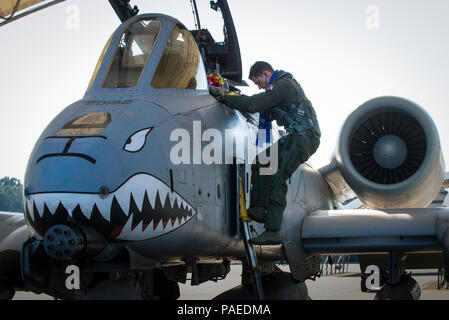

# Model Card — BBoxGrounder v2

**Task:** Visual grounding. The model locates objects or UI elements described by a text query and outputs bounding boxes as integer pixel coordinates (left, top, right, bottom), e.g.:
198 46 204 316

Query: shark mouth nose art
25 174 196 241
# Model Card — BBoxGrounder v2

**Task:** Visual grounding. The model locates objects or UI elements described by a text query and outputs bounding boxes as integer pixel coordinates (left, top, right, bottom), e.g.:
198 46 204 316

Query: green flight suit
223 71 320 231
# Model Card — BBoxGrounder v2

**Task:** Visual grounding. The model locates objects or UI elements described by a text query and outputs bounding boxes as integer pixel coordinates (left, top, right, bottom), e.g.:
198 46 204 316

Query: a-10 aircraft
1 0 448 300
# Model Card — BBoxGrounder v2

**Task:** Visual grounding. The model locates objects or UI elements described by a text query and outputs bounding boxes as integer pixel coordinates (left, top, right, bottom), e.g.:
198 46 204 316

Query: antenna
190 0 201 30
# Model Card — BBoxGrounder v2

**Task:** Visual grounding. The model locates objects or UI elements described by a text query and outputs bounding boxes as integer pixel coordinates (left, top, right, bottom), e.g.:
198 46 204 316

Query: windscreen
103 18 161 88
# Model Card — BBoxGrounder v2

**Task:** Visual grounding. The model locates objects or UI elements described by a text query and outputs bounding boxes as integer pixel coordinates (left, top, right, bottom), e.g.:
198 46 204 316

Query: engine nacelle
333 96 445 209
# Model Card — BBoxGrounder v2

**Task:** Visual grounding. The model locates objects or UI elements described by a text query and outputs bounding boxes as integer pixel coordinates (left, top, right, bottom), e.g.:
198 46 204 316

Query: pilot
216 61 321 245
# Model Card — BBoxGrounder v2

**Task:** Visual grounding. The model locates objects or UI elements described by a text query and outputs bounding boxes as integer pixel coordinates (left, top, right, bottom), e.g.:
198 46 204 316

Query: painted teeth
26 189 194 219
26 193 111 221
115 214 193 241
25 174 196 240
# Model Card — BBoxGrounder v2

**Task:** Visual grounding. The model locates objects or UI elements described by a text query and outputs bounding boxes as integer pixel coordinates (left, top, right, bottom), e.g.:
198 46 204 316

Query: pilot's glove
209 89 225 102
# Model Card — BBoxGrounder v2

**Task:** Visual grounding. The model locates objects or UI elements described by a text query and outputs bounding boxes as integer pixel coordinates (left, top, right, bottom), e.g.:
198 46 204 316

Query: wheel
374 275 421 300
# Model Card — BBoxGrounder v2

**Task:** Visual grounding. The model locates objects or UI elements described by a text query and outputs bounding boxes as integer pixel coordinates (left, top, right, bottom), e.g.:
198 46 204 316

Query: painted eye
124 127 153 152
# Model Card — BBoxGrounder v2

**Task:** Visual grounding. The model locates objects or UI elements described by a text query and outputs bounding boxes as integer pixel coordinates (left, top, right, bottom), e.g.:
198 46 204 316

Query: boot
249 230 281 245
247 207 266 223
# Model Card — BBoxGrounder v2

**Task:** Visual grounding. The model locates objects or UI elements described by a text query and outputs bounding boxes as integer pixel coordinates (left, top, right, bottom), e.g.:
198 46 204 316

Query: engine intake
350 111 426 184
334 96 445 209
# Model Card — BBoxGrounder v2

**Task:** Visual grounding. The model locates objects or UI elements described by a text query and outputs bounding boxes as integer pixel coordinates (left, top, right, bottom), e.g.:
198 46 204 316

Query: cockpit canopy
151 25 205 90
103 18 161 88
87 15 208 92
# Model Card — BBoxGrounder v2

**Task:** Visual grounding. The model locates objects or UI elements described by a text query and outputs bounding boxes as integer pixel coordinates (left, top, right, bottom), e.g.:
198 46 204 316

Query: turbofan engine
332 96 445 209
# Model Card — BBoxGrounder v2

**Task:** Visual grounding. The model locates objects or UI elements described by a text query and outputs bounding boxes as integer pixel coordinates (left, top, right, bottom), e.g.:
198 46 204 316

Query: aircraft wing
0 211 26 243
301 208 449 254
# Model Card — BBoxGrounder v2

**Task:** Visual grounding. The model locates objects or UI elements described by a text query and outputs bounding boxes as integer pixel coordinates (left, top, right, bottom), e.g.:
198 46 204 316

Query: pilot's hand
209 89 225 102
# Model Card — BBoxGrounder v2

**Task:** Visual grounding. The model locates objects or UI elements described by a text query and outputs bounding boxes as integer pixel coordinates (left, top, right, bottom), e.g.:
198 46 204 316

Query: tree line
0 177 24 213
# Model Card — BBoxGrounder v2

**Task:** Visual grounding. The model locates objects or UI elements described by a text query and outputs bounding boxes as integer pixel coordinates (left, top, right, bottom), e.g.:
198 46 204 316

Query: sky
1 0 449 182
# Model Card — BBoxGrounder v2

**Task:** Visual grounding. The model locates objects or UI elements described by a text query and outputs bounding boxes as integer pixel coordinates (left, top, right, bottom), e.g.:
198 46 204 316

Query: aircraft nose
26 135 123 194
24 132 197 241
36 136 100 165
25 172 197 241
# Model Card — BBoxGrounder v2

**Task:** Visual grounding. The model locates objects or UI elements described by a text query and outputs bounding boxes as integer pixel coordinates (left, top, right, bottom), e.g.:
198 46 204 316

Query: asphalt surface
12 264 449 300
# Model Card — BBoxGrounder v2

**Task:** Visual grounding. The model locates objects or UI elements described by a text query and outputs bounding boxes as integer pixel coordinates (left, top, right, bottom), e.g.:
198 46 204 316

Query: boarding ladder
238 178 264 300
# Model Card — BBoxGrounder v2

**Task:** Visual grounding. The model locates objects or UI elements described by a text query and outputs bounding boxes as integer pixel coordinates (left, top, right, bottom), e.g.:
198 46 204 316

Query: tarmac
178 264 449 300
12 263 449 300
